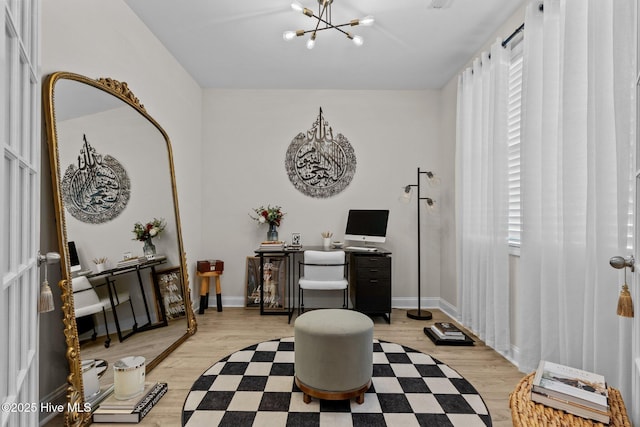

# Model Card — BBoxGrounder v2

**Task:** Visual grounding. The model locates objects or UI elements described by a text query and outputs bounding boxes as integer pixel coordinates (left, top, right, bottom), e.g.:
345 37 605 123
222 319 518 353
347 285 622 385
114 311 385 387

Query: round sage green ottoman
294 309 374 404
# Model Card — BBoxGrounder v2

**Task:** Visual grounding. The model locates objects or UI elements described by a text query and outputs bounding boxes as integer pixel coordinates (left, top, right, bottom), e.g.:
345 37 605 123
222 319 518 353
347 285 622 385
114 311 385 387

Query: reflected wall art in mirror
42 72 196 426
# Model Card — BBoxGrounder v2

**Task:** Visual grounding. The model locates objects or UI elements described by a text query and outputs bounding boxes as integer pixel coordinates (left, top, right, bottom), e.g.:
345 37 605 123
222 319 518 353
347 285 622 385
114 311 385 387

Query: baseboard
391 296 440 310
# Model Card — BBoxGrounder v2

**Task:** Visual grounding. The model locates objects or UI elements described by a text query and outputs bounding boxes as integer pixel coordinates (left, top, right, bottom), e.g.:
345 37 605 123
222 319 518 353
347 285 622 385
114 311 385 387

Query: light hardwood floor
47 308 526 426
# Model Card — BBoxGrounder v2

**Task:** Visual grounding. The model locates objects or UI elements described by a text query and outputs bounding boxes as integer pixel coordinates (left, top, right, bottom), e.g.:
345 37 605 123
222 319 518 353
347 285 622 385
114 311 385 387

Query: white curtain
456 39 511 353
516 0 635 404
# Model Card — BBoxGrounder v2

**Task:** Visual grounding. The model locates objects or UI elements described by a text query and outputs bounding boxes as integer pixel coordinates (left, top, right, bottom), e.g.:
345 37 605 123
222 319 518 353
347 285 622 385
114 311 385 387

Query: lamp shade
400 186 412 203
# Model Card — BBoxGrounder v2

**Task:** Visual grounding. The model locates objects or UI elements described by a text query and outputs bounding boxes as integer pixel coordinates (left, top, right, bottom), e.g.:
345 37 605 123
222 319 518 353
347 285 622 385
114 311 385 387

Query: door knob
609 255 634 272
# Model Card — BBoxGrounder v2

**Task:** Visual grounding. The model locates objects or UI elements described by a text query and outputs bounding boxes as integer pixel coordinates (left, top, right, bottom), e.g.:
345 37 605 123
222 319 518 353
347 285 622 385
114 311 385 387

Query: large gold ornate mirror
43 72 196 426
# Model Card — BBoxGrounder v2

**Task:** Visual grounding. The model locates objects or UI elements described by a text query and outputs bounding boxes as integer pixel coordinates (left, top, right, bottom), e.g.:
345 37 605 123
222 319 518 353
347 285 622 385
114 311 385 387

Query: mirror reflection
44 73 195 421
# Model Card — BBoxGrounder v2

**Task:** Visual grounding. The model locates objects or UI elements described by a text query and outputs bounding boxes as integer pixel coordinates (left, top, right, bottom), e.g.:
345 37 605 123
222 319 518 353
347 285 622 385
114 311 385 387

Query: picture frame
291 232 301 247
152 266 186 321
245 256 287 310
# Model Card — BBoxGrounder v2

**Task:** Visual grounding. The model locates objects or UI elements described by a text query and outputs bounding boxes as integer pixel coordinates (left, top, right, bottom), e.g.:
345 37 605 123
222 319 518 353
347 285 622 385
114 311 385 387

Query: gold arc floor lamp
401 167 438 320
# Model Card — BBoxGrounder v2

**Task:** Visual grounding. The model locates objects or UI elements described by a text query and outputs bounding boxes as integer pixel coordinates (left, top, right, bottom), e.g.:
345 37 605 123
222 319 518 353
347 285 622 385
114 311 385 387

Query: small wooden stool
196 271 222 314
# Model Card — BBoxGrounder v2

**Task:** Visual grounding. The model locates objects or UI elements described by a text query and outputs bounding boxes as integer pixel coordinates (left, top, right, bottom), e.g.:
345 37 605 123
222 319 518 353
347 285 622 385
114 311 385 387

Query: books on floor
430 322 466 341
92 382 168 423
530 360 609 424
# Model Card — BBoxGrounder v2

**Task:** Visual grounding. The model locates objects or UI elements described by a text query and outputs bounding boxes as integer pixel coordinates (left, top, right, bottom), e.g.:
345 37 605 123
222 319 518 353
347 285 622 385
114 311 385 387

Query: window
507 41 523 247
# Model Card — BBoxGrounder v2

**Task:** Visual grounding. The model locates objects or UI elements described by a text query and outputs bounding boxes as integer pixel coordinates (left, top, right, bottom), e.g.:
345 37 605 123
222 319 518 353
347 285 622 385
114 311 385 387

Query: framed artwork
291 232 301 247
152 266 186 321
245 256 287 310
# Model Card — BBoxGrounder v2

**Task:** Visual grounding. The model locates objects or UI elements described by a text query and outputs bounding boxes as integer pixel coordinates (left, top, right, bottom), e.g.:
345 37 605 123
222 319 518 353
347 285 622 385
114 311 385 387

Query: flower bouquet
250 205 285 226
132 218 166 241
250 205 285 241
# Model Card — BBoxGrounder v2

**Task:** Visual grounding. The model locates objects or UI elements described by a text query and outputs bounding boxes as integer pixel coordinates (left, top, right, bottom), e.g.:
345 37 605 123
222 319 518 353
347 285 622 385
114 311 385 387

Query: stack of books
530 360 609 424
259 241 285 251
92 382 168 423
116 257 142 268
430 322 467 341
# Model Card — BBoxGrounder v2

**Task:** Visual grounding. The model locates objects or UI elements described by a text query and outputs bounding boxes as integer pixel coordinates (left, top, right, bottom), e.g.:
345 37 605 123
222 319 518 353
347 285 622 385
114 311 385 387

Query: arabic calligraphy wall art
285 108 356 198
61 134 131 224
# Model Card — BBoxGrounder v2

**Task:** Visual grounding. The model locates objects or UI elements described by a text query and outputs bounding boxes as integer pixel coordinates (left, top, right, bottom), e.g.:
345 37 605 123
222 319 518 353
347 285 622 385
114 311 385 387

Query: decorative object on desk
245 256 286 310
530 360 609 423
401 167 439 321
285 107 356 198
92 382 168 423
291 232 302 247
250 205 285 241
332 240 344 248
61 134 131 224
609 255 635 318
92 257 108 273
321 231 333 249
152 266 186 321
132 218 166 257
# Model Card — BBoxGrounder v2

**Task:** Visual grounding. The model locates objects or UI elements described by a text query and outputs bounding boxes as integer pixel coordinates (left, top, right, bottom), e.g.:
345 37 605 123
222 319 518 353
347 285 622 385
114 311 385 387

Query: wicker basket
510 372 631 427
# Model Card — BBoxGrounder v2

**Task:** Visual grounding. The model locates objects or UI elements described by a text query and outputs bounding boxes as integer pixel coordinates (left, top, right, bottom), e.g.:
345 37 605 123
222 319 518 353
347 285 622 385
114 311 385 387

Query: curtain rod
501 23 524 47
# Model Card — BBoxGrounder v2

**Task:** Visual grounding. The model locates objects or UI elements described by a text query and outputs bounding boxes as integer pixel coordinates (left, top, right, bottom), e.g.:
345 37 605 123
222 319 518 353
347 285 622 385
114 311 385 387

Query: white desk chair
298 250 349 314
71 276 112 348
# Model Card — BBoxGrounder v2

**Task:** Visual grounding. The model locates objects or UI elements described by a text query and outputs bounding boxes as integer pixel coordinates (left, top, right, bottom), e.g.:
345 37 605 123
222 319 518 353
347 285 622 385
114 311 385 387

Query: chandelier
283 0 374 49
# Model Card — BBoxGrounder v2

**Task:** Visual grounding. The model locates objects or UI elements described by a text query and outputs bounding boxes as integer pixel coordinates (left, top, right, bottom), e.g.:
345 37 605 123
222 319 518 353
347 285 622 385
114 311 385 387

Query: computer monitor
68 241 81 273
344 209 389 244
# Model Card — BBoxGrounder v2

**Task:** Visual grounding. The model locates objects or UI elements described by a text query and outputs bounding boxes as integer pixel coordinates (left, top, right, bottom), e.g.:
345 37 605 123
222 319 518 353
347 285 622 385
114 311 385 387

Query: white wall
202 89 445 308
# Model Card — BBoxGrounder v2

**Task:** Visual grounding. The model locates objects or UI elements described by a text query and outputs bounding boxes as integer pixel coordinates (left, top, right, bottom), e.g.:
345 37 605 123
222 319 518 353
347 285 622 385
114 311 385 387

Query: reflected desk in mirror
85 256 169 344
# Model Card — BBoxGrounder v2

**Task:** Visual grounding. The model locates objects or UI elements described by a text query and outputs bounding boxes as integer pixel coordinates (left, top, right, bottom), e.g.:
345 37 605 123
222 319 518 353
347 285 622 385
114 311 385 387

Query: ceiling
124 0 525 90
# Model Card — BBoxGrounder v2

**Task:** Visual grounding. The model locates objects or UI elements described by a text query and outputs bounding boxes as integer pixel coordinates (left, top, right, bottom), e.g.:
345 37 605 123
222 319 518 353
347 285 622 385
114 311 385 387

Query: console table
254 246 392 323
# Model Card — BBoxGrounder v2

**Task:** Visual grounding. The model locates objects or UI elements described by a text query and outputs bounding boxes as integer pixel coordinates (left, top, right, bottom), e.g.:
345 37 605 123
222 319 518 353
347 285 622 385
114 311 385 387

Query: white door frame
0 1 41 426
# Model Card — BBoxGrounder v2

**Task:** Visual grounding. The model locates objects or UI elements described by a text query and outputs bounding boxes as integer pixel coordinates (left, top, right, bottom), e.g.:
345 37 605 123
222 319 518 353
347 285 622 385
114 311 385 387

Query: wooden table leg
215 275 222 312
199 275 210 315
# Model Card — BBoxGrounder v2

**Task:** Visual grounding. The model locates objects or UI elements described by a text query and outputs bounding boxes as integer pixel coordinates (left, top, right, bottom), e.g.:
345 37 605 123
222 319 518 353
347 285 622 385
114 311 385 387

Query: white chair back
303 250 346 281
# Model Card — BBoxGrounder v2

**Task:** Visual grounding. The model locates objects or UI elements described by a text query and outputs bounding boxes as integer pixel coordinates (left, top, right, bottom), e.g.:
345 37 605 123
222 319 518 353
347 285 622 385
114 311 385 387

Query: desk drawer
354 256 391 269
356 268 391 281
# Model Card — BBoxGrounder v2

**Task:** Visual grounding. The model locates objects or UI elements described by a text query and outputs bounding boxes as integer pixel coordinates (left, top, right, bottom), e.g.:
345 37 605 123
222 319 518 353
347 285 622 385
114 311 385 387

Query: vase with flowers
250 205 285 241
132 218 166 256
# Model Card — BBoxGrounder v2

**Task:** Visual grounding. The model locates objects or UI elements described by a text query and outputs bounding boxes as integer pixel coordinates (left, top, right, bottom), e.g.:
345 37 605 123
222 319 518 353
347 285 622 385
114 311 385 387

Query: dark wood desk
87 257 168 342
254 246 392 323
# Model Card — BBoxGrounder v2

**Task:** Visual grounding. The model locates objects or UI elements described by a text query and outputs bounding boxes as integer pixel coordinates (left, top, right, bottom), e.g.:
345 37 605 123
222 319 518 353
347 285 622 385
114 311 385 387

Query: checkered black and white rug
182 337 491 427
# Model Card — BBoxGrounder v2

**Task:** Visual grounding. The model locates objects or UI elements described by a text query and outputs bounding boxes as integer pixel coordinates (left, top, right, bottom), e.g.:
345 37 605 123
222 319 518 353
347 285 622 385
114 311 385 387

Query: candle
113 356 145 400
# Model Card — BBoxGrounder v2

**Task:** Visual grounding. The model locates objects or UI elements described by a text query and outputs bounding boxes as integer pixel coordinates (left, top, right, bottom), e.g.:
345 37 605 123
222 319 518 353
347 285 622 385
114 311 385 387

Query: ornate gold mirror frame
42 72 196 426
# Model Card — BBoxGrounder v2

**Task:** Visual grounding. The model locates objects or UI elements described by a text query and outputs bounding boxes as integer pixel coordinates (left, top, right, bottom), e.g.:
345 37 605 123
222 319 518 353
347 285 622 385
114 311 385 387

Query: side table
510 372 631 427
196 271 223 315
